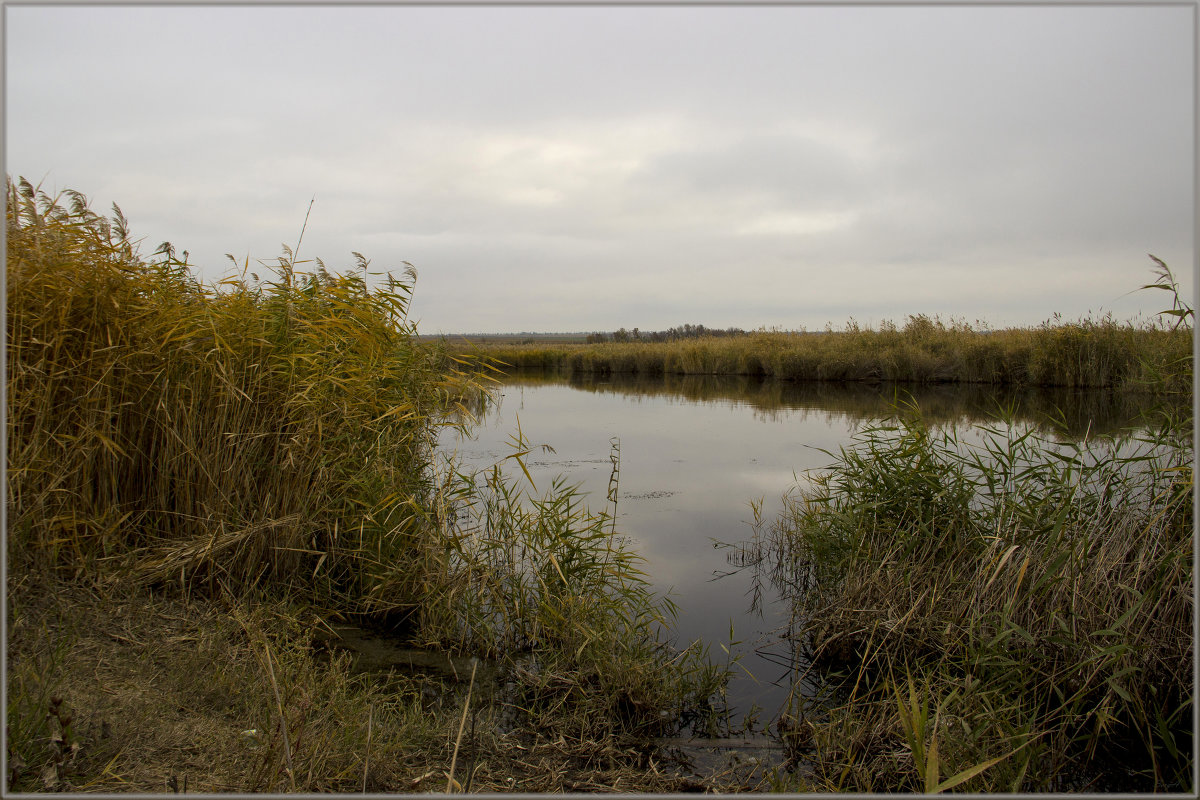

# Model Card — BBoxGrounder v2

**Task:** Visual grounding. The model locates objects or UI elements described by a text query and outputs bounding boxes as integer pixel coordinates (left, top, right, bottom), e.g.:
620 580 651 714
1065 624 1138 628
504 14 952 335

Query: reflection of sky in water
437 373 1154 723
440 379 856 721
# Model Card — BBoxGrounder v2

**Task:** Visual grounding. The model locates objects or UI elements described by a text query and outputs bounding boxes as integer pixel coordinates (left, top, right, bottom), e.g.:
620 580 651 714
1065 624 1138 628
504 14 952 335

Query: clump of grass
778 415 1190 790
6 176 487 616
417 432 730 741
762 265 1193 791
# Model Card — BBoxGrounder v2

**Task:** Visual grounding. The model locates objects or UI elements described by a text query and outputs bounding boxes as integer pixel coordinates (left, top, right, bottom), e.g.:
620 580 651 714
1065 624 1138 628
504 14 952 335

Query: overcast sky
5 3 1195 334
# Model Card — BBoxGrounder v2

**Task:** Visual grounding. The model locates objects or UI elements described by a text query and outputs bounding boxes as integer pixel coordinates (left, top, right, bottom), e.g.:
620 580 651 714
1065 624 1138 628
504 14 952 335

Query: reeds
6 177 487 615
761 269 1193 791
462 303 1190 392
6 178 729 789
416 432 729 739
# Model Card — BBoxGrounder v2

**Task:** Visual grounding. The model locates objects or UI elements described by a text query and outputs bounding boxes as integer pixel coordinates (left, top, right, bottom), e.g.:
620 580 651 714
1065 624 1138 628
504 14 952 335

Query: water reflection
497 369 1164 436
441 370 1170 729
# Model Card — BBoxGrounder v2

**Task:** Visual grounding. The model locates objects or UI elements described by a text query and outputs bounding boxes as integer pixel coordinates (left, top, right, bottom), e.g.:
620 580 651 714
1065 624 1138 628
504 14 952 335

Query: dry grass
6 177 493 617
5 177 740 793
765 396 1192 791
7 573 754 793
461 306 1190 392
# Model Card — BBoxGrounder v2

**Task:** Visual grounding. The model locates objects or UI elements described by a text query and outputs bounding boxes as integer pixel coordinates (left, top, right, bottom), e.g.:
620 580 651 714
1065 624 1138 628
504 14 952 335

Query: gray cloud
5 4 1192 333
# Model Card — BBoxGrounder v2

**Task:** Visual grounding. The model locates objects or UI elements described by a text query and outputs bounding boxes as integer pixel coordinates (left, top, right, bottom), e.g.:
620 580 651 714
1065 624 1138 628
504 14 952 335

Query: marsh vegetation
462 310 1189 393
757 403 1192 791
5 179 733 792
746 265 1193 792
6 177 1192 793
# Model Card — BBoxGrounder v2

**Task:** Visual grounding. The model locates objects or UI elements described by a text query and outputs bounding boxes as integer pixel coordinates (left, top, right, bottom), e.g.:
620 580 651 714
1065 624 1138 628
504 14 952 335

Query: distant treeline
587 323 749 343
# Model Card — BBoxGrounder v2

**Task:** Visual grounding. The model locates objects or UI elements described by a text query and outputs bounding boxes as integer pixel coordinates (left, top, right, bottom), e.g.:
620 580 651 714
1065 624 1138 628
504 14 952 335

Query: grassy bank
5 179 734 792
459 307 1191 391
7 177 1193 792
759 272 1194 791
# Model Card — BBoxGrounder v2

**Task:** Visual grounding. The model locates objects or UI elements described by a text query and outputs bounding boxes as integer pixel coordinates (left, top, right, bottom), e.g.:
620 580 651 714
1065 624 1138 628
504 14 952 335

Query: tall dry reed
6 177 727 769
6 177 486 616
467 305 1189 392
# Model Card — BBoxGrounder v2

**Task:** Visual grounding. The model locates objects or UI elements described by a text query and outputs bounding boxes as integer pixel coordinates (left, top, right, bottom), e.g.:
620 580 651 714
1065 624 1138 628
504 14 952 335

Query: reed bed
6 177 491 615
5 178 727 791
463 308 1190 392
760 270 1193 792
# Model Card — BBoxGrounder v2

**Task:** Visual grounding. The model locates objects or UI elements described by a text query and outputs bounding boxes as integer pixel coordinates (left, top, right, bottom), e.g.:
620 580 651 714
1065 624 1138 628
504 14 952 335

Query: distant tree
593 323 748 344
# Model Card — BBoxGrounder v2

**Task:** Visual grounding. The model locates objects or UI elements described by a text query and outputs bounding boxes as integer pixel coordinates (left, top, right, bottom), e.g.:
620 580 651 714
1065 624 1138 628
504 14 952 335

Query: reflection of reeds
493 369 1172 437
461 301 1191 393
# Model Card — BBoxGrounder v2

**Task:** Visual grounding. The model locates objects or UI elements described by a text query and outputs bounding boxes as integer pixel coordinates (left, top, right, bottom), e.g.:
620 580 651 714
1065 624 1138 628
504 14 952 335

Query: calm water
438 371 1155 726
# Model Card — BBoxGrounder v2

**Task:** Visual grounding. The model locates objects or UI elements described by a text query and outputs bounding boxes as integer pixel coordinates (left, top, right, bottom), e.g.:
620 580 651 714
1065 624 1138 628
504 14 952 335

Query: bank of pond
443 370 1193 792
6 179 1192 792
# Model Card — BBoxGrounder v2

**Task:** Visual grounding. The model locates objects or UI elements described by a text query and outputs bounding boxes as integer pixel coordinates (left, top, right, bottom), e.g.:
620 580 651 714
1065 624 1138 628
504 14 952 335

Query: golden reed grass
466 310 1189 393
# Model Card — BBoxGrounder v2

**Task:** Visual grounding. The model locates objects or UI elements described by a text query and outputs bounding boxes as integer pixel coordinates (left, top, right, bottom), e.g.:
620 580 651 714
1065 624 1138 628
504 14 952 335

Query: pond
438 370 1158 730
